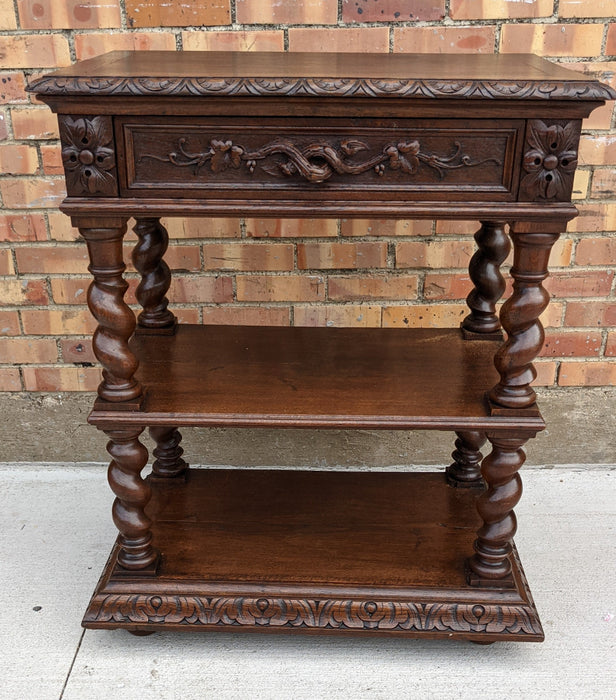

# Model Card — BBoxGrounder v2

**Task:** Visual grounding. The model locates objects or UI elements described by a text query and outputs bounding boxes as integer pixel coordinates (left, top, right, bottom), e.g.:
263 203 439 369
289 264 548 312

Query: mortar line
58 627 85 700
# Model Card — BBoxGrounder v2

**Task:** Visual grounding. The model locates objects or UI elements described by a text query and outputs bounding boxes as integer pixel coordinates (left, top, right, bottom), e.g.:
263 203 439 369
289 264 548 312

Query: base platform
83 469 543 642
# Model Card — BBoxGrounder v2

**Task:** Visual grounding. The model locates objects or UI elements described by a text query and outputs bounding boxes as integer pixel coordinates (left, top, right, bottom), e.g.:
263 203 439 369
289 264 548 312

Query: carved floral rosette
59 115 118 196
85 594 542 637
519 120 580 202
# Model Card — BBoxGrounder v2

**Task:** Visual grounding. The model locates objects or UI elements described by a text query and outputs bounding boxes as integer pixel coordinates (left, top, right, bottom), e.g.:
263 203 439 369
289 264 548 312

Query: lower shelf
83 469 543 642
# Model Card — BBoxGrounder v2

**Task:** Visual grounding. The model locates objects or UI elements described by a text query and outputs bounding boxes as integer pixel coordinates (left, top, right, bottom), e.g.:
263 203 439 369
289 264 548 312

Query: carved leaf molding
140 137 501 184
28 75 616 102
86 594 542 636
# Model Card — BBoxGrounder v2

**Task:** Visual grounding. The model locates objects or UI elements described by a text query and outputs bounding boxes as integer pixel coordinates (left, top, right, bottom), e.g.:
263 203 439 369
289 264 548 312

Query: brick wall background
0 0 615 392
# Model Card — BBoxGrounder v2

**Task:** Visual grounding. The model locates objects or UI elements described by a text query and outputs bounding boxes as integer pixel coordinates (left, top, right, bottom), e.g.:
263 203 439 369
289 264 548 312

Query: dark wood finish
149 426 188 479
83 469 543 642
131 218 176 332
468 434 527 585
28 51 613 642
446 431 486 487
461 221 510 338
104 426 158 571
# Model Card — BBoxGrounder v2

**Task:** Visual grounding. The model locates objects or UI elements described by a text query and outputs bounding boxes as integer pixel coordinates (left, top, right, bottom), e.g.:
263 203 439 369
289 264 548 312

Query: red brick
74 31 177 61
17 0 121 29
534 361 557 386
202 243 294 271
47 212 79 241
0 249 14 275
22 365 100 391
500 23 604 57
126 0 230 27
608 24 616 55
0 214 47 241
40 144 63 175
11 107 58 139
15 245 89 274
202 306 290 326
396 241 474 269
541 302 564 329
575 238 616 265
294 305 381 327
237 275 325 302
0 279 48 306
0 144 39 175
435 220 479 235
560 0 616 17
49 278 90 305
289 28 390 53
545 270 614 297
328 274 418 301
168 276 233 303
605 331 616 356
567 203 616 233
0 337 57 363
0 2 17 29
127 244 201 272
60 338 96 364
583 101 614 130
0 368 21 391
246 219 338 238
559 361 616 386
161 217 241 239
0 311 20 336
572 170 590 200
0 109 7 140
0 178 65 209
424 273 472 300
21 308 96 335
579 135 616 166
0 72 28 104
382 304 467 328
591 169 616 197
297 242 387 270
540 331 602 357
343 0 444 21
395 26 496 54
237 0 337 24
182 31 284 52
172 308 200 324
451 0 553 19
568 61 616 91
0 34 71 68
341 219 432 237
565 301 616 327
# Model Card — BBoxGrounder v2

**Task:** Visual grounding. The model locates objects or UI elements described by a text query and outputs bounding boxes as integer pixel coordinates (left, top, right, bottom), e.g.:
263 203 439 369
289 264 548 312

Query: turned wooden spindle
467 435 527 584
149 426 188 478
461 221 510 337
77 220 142 403
105 427 158 570
446 430 486 487
488 224 560 409
132 218 176 331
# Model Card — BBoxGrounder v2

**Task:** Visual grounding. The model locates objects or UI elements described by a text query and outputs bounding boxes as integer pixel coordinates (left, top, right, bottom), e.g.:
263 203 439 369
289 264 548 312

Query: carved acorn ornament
59 115 118 196
520 120 579 201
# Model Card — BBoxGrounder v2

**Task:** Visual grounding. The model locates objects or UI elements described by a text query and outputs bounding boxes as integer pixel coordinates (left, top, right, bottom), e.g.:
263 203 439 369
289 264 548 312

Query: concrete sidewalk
0 464 614 700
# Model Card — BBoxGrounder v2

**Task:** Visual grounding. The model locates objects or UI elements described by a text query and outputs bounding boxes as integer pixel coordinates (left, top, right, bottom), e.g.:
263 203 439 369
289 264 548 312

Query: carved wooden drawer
116 117 524 201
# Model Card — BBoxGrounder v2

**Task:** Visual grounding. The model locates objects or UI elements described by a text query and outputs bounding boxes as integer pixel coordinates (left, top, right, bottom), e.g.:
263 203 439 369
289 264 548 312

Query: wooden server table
29 52 614 643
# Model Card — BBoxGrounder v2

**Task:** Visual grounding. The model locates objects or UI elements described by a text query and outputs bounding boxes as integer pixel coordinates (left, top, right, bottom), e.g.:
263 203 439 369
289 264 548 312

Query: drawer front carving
118 118 523 201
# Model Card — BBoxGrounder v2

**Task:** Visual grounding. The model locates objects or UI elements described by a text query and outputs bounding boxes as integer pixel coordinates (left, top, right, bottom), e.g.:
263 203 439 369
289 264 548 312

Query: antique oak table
29 52 614 642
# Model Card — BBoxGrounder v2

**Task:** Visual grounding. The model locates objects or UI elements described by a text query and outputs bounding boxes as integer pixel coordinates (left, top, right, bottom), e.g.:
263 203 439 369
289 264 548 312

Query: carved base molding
82 469 543 642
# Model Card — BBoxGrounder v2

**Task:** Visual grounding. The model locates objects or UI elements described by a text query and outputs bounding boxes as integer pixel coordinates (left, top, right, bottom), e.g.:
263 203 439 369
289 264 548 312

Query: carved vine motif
520 120 579 201
87 595 542 636
28 75 616 101
142 137 500 184
59 116 117 196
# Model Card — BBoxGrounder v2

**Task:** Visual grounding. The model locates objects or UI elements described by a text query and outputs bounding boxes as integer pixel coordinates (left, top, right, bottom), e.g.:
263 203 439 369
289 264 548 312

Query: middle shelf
88 324 544 432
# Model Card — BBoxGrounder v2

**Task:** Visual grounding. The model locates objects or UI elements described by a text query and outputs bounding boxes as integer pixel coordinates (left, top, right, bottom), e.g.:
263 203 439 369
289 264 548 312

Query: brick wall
0 0 615 392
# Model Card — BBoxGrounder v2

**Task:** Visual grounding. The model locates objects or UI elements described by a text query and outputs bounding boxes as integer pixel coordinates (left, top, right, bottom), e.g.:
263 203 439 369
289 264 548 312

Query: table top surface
28 51 616 101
